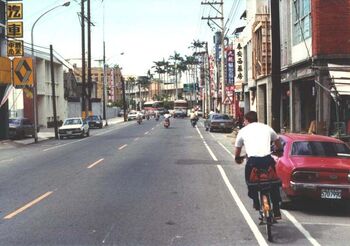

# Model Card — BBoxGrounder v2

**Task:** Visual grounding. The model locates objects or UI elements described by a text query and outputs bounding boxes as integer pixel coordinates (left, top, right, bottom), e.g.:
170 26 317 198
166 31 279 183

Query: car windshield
212 114 230 120
64 119 82 125
291 141 350 157
9 119 21 124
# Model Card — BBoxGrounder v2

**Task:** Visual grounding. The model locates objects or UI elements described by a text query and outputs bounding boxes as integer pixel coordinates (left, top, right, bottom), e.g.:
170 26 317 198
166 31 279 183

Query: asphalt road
0 118 349 245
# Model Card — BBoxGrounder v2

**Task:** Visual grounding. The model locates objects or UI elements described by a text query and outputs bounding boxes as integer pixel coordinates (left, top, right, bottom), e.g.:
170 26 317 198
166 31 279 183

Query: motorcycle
190 118 198 127
155 115 160 121
137 117 142 124
164 118 170 128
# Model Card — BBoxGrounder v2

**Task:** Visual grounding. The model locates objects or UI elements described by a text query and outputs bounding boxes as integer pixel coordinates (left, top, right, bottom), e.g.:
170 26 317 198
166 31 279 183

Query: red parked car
274 133 350 203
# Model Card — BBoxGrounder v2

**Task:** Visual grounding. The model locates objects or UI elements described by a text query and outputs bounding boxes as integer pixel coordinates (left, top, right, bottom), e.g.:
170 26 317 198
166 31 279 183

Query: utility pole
271 0 281 132
81 0 88 119
0 1 8 139
87 0 92 113
102 41 107 122
201 0 225 114
121 76 127 122
50 45 58 139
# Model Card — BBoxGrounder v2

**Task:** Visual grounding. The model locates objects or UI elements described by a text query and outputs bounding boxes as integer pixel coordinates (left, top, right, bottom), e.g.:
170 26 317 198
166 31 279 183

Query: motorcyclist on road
136 111 143 124
189 109 198 126
234 111 283 219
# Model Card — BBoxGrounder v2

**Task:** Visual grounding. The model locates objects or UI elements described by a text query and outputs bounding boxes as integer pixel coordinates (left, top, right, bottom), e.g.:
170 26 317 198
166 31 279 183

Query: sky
23 0 245 76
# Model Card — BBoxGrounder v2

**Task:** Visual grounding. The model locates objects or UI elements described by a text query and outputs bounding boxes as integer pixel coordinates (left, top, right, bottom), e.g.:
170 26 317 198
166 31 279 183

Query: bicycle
247 168 281 242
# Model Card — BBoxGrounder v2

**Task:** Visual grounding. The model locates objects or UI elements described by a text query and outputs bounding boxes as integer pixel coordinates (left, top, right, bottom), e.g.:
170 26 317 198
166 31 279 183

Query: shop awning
328 64 350 95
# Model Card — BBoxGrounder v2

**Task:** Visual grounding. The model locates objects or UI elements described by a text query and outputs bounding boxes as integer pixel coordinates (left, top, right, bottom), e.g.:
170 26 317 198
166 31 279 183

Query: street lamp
31 1 71 143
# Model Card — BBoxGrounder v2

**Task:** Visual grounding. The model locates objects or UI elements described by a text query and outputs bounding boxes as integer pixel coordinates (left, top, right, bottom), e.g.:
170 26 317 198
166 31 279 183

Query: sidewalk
0 117 125 148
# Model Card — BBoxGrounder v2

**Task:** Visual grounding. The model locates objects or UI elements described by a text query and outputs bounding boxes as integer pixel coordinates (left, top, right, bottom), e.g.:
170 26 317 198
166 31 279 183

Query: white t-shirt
164 114 171 119
235 122 278 157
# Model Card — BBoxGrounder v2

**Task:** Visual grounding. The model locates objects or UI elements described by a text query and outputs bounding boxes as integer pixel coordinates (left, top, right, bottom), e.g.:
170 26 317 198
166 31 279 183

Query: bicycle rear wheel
266 216 273 242
262 194 273 242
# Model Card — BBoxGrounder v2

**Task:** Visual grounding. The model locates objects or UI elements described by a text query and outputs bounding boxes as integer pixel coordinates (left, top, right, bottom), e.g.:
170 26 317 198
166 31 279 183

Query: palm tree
169 51 184 100
126 76 136 110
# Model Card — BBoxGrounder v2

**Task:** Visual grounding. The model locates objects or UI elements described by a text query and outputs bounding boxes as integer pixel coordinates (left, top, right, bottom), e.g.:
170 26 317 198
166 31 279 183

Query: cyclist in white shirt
234 111 283 219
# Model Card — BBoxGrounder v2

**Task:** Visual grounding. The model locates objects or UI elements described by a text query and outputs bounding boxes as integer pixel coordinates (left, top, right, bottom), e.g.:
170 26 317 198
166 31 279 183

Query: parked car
204 113 234 132
8 117 38 139
86 115 104 128
58 117 89 139
275 133 350 204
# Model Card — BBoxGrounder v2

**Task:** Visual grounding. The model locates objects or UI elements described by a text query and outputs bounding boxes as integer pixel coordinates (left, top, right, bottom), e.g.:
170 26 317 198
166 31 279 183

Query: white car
127 111 143 121
59 117 90 139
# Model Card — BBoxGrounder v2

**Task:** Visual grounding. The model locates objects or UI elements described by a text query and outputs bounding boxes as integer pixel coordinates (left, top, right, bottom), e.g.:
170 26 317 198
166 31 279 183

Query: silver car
205 113 234 133
58 117 89 139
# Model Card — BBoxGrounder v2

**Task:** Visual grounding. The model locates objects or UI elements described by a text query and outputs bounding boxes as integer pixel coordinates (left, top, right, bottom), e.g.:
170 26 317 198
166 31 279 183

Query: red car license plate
321 189 342 199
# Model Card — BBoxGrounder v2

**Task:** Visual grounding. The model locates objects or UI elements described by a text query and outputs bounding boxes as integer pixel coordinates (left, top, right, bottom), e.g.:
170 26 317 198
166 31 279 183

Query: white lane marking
43 138 86 152
202 127 322 246
217 165 268 246
282 210 321 246
217 141 234 159
196 126 217 161
0 158 14 163
87 158 104 169
4 191 53 219
196 126 268 246
134 137 139 141
151 127 154 131
145 131 149 135
118 144 127 150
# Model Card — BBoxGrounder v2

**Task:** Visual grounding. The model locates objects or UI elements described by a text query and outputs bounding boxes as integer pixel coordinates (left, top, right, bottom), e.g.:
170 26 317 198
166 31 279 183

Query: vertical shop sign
235 39 244 85
226 49 235 85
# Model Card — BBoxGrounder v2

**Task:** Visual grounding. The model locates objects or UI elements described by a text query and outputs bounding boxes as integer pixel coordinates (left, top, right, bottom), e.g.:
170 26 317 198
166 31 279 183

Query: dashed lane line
4 191 53 220
87 158 104 169
118 144 127 150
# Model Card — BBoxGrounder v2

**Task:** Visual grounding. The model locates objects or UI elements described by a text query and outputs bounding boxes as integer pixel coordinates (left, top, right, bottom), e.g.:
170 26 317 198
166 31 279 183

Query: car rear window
64 119 82 125
212 115 230 120
291 141 350 157
9 119 20 124
88 116 99 120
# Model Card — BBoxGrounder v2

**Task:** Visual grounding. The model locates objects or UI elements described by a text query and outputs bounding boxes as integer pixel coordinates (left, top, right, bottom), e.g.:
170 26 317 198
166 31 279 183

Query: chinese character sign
226 49 235 85
234 39 245 85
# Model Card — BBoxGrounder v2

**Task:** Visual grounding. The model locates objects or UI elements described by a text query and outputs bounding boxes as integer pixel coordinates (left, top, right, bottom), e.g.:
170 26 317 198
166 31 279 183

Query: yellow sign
7 39 23 57
7 3 23 20
7 21 23 38
0 57 11 85
13 58 33 87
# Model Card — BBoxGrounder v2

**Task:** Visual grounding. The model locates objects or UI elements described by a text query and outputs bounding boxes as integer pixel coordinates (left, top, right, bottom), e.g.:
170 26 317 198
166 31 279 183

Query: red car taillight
348 173 350 182
292 171 319 182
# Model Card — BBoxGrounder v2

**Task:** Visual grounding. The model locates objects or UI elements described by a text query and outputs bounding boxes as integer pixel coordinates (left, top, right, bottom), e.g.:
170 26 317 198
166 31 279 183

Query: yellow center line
87 158 104 169
118 144 127 150
4 191 53 220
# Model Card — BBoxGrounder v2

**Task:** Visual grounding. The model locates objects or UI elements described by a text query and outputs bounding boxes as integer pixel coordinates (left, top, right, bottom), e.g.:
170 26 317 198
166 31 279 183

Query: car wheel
59 136 63 140
86 130 90 137
99 124 102 129
209 128 213 132
81 130 85 138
